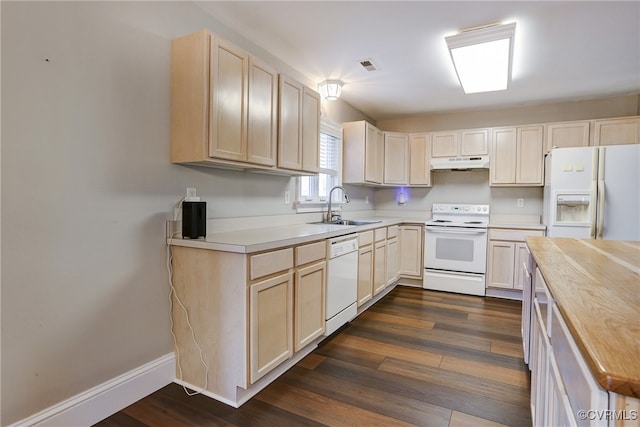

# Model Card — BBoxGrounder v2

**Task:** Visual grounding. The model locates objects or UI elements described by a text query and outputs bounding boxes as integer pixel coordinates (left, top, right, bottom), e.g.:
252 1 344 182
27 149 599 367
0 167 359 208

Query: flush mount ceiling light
318 80 343 101
445 22 516 94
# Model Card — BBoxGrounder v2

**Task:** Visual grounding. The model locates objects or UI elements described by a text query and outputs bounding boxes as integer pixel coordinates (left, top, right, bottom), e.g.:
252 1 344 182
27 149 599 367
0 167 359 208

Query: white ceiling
195 1 640 120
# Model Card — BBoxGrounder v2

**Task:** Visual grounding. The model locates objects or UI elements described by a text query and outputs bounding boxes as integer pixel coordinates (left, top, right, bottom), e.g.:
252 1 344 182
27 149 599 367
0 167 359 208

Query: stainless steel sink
312 219 382 226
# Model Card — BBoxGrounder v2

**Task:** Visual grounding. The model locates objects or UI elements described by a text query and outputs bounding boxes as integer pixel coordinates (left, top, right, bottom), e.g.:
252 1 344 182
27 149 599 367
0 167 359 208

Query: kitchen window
296 118 343 211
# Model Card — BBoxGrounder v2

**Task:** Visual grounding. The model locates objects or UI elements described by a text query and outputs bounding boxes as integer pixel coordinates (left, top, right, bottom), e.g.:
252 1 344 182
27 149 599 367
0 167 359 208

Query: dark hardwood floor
96 286 532 427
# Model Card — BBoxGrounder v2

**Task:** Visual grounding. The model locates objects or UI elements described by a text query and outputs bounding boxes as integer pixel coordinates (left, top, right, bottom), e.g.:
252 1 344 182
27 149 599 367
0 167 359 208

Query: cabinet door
431 131 458 157
383 132 409 185
249 272 293 384
545 121 590 153
490 128 517 185
409 133 432 186
460 128 489 156
386 236 399 286
278 75 303 170
294 261 325 351
591 116 640 146
517 126 544 185
209 38 249 161
399 225 423 278
357 244 374 306
373 240 387 296
301 87 320 173
487 241 516 289
364 123 383 183
514 242 530 290
247 56 277 166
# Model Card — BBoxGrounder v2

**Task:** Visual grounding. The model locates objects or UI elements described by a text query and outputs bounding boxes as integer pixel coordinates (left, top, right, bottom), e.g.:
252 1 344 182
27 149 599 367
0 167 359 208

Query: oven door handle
426 227 487 235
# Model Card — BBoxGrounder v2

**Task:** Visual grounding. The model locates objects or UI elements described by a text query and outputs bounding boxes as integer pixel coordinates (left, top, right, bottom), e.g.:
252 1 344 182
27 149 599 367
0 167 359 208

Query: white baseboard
9 353 175 427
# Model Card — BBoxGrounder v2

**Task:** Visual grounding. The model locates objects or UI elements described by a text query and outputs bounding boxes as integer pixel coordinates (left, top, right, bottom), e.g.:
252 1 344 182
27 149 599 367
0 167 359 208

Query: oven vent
359 59 377 71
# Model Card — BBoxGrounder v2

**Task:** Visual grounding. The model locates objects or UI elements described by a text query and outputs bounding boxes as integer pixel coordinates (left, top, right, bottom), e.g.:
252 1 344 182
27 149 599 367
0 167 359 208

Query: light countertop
168 218 412 253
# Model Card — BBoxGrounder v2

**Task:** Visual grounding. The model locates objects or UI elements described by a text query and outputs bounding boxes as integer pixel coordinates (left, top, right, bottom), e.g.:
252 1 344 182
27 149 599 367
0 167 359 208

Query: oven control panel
432 204 489 214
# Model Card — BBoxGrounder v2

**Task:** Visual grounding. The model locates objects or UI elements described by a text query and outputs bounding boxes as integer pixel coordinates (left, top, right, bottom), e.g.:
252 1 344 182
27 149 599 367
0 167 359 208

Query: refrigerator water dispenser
555 193 591 224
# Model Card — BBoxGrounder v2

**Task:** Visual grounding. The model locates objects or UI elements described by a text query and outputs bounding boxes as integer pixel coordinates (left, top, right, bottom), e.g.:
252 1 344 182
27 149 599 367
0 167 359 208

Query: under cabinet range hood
430 155 490 171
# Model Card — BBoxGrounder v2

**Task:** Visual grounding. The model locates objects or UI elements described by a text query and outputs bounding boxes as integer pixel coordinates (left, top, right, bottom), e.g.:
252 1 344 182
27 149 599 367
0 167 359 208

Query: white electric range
424 203 490 296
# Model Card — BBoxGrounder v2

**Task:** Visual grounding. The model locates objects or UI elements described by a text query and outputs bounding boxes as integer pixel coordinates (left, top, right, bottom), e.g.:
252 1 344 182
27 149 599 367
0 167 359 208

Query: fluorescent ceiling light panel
446 22 516 94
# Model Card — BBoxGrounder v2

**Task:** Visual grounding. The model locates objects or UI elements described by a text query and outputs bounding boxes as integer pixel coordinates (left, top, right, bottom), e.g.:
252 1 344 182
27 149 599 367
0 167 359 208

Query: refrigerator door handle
597 179 605 239
589 182 597 238
589 149 599 239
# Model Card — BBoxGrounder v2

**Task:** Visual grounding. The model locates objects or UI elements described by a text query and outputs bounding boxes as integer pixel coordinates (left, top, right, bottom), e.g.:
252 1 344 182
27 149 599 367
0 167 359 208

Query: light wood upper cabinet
277 75 303 171
209 38 249 161
171 30 277 168
432 128 488 157
431 131 458 157
491 125 543 186
277 75 320 173
544 121 590 153
343 121 384 185
590 116 640 146
409 133 432 187
383 132 409 185
247 56 278 166
460 128 490 156
301 87 321 173
366 125 385 183
517 126 544 184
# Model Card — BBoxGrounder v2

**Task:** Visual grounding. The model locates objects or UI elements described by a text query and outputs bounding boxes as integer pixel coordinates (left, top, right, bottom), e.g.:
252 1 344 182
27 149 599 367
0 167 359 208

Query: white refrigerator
543 144 640 241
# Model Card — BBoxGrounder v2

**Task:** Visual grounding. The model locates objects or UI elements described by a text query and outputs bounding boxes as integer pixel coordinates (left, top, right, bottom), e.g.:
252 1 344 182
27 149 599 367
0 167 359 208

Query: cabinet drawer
358 230 374 246
374 227 387 242
387 225 399 238
489 228 544 242
295 241 326 266
250 248 294 280
551 304 608 423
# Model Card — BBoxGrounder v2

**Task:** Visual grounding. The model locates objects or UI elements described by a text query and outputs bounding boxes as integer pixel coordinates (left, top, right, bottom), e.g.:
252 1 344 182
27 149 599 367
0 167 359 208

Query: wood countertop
526 236 640 398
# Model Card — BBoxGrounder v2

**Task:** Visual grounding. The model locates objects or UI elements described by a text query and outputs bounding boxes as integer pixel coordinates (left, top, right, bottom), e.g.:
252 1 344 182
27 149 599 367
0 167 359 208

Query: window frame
295 117 343 213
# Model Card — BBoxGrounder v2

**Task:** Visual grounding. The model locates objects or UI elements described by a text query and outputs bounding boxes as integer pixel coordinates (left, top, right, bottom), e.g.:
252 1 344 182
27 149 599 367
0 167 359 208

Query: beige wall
0 1 372 425
377 94 640 132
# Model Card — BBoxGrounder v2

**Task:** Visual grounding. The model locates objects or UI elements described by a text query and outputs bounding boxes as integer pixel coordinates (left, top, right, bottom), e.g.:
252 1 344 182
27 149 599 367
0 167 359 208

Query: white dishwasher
325 234 359 336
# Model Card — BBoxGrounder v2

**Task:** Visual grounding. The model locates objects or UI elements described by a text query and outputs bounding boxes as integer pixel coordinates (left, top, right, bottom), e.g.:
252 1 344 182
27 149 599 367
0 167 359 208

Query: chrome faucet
326 186 350 223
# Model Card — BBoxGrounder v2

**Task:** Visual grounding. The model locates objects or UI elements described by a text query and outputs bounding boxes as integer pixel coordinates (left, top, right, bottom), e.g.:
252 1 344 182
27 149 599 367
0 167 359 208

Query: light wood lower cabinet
294 260 326 351
487 228 544 290
170 240 327 405
399 225 423 278
386 234 399 287
372 228 387 296
249 272 293 383
357 237 374 307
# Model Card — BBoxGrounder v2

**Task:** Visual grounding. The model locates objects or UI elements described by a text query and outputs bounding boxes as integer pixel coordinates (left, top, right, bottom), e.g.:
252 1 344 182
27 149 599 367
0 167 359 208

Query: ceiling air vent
359 59 377 71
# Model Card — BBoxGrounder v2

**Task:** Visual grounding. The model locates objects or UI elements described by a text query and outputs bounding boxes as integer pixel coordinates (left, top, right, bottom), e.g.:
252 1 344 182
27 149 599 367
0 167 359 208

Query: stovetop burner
465 221 483 224
432 220 452 223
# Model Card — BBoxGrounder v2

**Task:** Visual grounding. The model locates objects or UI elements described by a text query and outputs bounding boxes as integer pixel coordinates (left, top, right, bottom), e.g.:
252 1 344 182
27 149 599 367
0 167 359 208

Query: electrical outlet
517 198 525 208
186 187 197 198
284 191 290 204
365 196 369 205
